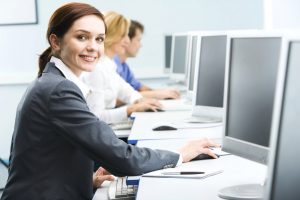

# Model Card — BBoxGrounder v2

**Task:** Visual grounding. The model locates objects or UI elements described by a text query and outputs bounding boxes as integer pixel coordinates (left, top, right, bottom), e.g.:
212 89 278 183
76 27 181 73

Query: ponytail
38 47 52 77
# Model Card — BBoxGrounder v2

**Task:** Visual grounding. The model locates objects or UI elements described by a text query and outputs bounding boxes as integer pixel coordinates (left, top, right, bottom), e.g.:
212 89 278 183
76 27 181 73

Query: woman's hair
103 11 130 50
38 3 106 77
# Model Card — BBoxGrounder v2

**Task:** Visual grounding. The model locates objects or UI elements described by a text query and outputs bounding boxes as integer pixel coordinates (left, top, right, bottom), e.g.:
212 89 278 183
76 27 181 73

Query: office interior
1 0 300 199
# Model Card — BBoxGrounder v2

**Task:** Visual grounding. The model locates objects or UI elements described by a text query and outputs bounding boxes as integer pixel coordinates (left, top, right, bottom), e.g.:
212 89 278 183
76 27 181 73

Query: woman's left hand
93 167 115 188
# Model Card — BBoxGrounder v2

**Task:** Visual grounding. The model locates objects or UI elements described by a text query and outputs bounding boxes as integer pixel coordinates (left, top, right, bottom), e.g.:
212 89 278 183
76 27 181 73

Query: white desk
128 111 223 144
136 155 266 200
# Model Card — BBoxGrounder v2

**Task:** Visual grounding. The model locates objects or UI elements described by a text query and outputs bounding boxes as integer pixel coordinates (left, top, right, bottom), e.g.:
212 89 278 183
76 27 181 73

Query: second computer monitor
169 33 190 82
191 35 227 121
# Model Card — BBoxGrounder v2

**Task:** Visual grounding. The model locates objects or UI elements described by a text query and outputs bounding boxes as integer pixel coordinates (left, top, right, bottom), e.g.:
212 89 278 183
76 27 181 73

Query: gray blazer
1 62 179 200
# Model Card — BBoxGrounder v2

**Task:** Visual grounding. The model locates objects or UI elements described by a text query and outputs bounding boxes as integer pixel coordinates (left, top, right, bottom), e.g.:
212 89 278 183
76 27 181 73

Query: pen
161 171 205 175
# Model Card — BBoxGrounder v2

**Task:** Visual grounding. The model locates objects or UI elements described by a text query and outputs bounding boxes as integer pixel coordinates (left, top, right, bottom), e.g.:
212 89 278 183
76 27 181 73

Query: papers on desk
143 168 223 179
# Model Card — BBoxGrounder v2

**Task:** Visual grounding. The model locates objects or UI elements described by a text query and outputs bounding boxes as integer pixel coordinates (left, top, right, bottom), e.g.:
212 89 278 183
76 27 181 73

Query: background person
82 11 163 124
114 20 180 99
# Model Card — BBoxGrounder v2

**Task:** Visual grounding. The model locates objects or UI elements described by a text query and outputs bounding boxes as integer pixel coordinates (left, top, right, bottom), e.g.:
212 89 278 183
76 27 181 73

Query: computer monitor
189 34 227 123
169 33 190 83
219 34 282 200
164 34 172 73
186 33 200 100
265 39 300 200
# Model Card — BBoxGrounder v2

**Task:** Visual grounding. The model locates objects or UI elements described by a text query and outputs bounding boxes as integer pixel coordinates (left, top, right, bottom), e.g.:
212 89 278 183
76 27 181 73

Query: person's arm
115 72 142 104
49 80 219 176
140 88 181 100
49 80 179 176
138 85 151 91
82 64 132 124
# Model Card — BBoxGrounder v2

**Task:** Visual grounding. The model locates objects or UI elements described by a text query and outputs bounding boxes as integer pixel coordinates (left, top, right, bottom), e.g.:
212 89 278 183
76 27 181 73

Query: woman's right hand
177 138 220 163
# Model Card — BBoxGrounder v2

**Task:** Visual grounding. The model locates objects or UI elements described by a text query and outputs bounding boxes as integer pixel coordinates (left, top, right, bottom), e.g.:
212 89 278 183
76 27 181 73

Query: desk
136 155 266 200
128 111 223 144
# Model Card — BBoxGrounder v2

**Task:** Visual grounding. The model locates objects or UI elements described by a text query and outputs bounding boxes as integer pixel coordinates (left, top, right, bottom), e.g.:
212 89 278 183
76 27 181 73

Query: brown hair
103 11 130 50
128 20 144 40
38 3 106 77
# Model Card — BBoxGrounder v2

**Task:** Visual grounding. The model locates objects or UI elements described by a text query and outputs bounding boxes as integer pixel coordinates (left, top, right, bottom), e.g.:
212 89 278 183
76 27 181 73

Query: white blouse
82 55 142 124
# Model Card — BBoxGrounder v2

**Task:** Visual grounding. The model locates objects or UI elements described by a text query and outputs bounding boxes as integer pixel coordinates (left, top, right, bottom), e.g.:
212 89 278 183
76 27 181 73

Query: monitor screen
223 37 282 164
187 35 198 92
171 35 188 74
195 35 227 108
266 41 300 199
164 35 172 70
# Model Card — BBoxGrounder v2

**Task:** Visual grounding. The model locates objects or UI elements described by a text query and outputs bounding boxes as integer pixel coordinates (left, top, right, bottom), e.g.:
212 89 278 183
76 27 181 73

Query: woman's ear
49 34 60 52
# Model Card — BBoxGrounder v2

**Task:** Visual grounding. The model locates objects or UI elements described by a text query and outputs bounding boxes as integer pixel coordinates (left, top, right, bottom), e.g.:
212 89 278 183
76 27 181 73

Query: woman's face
112 34 130 55
53 15 106 76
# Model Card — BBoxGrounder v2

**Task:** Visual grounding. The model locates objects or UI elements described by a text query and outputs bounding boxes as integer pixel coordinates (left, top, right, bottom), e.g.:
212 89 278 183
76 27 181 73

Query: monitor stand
218 184 264 200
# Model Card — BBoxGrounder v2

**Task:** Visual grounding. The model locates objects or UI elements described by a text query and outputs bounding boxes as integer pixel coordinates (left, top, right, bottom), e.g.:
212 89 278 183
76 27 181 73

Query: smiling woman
0 3 220 200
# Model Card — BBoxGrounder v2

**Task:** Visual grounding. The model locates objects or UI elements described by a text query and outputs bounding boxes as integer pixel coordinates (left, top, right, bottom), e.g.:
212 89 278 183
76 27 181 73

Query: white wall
0 0 264 81
271 0 300 29
0 0 264 159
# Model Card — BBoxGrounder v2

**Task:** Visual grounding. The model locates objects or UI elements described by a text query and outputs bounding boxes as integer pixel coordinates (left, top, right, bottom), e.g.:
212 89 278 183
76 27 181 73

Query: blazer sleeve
48 80 179 176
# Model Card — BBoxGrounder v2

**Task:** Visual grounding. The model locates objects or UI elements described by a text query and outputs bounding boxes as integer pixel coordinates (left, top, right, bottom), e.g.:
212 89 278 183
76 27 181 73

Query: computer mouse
152 125 177 131
191 153 219 161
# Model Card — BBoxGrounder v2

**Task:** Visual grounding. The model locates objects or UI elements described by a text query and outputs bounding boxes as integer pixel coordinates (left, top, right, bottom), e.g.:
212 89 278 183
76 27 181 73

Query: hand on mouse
177 138 220 163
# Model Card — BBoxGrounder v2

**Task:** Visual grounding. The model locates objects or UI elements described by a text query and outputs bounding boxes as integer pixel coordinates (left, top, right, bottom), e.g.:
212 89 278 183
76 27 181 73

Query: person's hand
177 138 220 163
127 98 162 115
155 88 180 100
93 167 115 188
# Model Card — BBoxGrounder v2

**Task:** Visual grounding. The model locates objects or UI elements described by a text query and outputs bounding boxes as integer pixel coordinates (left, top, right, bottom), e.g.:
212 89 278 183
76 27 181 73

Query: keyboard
110 120 133 131
108 177 138 200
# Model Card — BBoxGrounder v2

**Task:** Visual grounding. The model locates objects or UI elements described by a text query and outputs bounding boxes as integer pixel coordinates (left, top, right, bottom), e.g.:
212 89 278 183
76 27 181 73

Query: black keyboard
108 177 138 200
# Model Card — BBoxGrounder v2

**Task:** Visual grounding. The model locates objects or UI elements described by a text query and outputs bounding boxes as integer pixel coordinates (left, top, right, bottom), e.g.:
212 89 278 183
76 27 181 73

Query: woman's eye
96 36 104 43
77 35 87 41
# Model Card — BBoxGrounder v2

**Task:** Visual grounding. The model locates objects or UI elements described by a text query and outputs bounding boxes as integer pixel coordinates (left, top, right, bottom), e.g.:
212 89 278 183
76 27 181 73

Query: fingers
96 167 112 176
178 138 221 162
200 148 218 159
93 174 115 188
160 89 180 99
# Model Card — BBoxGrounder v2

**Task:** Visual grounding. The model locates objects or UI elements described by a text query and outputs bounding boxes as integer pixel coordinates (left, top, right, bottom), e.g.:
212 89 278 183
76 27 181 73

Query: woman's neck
105 49 115 59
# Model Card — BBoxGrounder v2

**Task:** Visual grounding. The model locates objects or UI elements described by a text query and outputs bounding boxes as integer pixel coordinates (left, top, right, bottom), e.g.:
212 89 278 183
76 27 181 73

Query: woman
1 3 218 200
82 11 163 124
